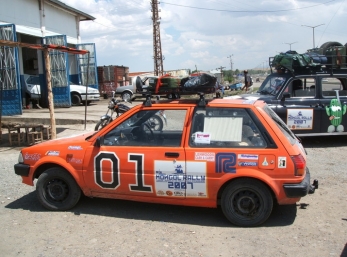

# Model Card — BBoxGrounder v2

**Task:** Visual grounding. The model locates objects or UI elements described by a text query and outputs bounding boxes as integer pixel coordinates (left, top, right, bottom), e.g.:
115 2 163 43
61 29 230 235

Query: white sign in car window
287 109 313 130
203 117 243 142
194 132 211 144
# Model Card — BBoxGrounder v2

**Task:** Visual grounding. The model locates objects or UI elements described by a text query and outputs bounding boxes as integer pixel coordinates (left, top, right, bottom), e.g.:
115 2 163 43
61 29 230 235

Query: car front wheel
221 178 273 227
71 93 82 106
36 167 81 211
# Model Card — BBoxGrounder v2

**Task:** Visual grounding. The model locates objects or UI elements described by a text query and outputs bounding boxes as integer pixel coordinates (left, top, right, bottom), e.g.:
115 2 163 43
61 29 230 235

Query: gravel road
0 128 346 257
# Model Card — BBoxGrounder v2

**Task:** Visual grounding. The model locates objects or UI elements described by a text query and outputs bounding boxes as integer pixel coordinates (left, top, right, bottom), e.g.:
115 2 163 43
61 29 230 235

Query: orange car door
83 109 189 199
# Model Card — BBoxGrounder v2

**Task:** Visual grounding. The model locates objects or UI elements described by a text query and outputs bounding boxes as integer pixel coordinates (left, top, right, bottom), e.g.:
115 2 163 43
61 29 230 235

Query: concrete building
0 0 97 115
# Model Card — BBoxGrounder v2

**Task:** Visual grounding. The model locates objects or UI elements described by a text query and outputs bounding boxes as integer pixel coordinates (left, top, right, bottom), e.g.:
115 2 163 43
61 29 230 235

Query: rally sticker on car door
155 161 207 198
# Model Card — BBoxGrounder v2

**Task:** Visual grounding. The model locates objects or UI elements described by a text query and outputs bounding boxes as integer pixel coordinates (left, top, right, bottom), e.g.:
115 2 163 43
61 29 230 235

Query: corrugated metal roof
46 0 95 21
0 23 78 44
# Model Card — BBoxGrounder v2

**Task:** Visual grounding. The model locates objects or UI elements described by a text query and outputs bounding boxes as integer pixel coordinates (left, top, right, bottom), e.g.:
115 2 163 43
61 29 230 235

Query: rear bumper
283 168 318 198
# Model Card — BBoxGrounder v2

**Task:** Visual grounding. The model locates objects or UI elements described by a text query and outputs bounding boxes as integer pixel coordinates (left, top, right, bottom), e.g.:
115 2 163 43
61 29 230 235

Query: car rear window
262 105 296 145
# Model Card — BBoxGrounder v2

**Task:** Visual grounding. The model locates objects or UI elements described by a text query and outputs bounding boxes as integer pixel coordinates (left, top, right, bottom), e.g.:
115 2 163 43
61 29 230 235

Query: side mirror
281 92 291 101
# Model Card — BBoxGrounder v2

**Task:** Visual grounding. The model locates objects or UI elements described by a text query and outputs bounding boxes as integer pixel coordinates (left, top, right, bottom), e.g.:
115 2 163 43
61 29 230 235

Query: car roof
143 97 265 109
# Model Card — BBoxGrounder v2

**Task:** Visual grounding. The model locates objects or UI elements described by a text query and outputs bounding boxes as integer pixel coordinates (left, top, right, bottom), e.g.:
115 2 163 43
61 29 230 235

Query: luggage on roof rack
271 51 319 73
145 73 216 96
271 42 347 74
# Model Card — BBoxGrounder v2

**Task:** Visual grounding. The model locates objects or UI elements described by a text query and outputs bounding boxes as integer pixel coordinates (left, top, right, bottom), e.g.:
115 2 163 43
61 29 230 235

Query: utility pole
151 0 164 76
216 66 226 83
301 24 324 48
227 55 233 81
283 42 297 50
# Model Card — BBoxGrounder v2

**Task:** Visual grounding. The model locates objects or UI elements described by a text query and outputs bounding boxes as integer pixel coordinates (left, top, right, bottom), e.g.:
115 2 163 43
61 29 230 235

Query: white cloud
64 0 347 72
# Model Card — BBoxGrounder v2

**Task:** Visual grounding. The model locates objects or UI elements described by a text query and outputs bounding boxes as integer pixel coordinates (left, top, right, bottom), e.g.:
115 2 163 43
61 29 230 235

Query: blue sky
65 0 347 73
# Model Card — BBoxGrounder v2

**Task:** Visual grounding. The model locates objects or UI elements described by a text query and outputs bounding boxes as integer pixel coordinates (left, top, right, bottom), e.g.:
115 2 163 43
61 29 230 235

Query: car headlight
18 152 24 163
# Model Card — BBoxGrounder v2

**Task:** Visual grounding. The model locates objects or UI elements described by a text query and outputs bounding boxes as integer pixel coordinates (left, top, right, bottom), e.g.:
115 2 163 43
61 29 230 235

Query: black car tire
221 178 273 227
320 41 343 55
71 93 82 106
36 167 81 211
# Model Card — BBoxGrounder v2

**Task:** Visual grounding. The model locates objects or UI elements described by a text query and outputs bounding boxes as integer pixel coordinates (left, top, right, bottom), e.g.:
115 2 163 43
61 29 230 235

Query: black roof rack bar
197 93 207 107
143 94 152 107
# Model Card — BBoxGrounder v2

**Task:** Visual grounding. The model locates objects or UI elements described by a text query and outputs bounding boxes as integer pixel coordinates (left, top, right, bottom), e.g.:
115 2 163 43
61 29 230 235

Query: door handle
165 152 179 158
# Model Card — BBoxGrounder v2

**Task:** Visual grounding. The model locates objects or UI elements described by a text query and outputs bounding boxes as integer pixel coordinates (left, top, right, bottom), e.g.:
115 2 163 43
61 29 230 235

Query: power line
160 0 337 13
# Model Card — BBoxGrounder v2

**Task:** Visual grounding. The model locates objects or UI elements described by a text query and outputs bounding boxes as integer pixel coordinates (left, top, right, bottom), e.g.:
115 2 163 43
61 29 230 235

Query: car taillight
291 154 306 176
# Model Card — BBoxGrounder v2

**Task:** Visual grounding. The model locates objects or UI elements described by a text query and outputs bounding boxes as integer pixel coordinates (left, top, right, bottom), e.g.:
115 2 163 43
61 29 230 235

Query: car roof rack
197 93 207 107
143 94 152 107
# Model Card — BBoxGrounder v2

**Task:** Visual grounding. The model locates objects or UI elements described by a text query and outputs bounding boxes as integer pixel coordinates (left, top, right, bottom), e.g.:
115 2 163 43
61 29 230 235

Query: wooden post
43 47 57 139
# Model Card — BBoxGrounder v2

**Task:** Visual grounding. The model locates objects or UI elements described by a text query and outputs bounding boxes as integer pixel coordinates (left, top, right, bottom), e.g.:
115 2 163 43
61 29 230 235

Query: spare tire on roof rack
320 41 343 55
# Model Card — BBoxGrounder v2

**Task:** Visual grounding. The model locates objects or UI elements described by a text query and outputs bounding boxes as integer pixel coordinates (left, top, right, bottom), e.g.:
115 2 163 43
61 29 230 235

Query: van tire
320 41 343 55
221 178 273 227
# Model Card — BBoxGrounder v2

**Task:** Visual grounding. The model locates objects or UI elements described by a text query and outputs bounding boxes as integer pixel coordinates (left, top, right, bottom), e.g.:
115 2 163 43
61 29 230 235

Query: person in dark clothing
241 70 251 91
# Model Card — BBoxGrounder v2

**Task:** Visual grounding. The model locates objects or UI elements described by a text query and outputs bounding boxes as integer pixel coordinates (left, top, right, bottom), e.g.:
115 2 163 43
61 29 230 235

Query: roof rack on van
269 42 347 77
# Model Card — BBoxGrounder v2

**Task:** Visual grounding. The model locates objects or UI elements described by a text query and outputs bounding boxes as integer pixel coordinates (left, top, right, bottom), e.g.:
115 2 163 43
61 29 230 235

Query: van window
289 78 316 98
322 78 347 97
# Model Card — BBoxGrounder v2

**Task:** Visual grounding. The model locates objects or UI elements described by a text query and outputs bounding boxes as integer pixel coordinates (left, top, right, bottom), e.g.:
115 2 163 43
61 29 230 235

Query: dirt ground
0 129 346 257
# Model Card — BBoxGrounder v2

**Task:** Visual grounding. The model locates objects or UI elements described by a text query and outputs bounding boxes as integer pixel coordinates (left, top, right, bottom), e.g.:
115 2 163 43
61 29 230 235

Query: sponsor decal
46 151 59 156
278 157 287 168
262 157 269 166
67 157 82 164
238 161 258 167
68 146 83 150
194 132 211 144
238 154 259 160
216 153 237 173
157 190 165 196
195 152 215 161
287 109 313 130
155 161 207 198
24 153 41 161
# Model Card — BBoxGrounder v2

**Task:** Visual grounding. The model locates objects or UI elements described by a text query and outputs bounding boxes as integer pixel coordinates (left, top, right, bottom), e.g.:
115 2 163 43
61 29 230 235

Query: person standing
241 70 251 91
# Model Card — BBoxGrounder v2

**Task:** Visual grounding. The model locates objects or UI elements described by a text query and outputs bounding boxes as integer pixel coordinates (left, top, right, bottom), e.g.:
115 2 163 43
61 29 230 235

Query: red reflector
291 154 306 176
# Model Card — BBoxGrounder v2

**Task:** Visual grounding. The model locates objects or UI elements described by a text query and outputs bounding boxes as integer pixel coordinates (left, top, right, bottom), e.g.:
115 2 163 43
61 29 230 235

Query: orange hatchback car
14 96 318 227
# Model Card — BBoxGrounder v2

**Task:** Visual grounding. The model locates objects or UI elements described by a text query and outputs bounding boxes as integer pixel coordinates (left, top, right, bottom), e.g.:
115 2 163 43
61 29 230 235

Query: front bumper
81 94 100 101
14 163 30 177
283 168 318 198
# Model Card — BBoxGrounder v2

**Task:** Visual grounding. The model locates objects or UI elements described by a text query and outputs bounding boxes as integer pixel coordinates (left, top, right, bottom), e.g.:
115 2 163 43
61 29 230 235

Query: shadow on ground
6 191 297 228
299 135 347 148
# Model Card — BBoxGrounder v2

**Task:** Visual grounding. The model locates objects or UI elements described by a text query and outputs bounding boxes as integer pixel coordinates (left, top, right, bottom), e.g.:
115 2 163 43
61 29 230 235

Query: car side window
289 78 316 98
102 109 187 147
189 107 266 148
322 77 347 97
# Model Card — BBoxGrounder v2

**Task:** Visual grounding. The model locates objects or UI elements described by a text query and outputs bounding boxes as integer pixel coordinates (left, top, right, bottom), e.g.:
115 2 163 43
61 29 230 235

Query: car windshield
257 74 289 95
27 76 40 84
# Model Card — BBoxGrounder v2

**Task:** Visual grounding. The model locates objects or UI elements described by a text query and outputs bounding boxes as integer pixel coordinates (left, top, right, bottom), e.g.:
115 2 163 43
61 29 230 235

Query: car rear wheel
221 178 273 227
71 93 82 106
36 167 81 211
121 91 132 101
